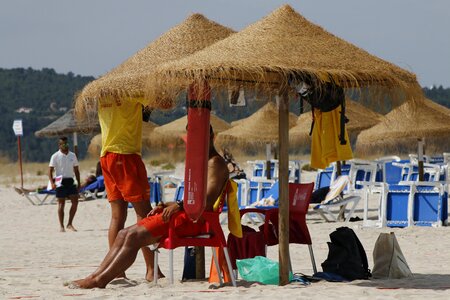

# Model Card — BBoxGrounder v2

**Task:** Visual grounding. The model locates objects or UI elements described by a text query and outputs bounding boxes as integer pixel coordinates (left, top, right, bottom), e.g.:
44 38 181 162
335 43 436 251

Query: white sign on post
13 119 23 136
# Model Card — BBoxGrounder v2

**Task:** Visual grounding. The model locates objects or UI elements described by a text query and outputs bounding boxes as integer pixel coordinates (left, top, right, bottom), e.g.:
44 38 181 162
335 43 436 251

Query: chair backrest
173 182 185 201
348 160 378 192
260 183 314 246
289 182 314 213
247 179 275 205
324 176 350 202
315 167 333 190
383 160 409 185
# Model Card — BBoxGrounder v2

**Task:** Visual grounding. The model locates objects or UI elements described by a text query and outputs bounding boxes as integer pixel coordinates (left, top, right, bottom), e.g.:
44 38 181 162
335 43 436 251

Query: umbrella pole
278 90 290 286
336 161 345 221
73 132 79 158
418 138 425 181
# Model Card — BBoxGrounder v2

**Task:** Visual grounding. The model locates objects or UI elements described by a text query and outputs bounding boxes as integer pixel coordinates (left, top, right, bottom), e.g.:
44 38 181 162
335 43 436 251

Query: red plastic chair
239 182 317 274
153 181 237 287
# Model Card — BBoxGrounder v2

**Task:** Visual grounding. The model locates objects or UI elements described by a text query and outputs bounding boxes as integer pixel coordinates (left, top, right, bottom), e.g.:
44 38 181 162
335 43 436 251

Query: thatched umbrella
145 4 423 284
355 98 450 156
75 13 235 114
74 14 235 280
88 121 159 157
148 114 231 148
289 99 381 153
35 108 100 157
215 102 297 153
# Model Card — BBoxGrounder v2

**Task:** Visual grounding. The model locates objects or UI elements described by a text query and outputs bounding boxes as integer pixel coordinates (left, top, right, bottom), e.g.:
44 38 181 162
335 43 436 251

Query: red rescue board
183 81 211 221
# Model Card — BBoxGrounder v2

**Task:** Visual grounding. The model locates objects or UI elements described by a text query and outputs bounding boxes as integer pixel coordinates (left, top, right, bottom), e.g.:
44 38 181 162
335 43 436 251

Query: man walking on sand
49 136 81 232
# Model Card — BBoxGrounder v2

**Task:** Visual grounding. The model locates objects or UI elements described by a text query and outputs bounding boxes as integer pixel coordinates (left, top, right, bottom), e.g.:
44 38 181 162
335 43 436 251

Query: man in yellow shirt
98 97 158 281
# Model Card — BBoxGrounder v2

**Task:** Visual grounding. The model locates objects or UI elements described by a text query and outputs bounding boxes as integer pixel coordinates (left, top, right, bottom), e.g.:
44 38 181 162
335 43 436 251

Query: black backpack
321 227 371 281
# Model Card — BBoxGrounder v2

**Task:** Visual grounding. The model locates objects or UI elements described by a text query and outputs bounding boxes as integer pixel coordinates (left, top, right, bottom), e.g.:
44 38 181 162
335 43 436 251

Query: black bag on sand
321 226 371 281
182 246 196 280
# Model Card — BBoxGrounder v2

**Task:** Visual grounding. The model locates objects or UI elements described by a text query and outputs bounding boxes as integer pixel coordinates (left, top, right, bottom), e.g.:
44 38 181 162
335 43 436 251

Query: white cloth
49 150 78 178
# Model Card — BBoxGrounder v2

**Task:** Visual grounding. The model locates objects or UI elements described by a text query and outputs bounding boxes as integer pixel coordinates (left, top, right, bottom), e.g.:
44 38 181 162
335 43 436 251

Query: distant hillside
0 68 95 162
423 85 450 108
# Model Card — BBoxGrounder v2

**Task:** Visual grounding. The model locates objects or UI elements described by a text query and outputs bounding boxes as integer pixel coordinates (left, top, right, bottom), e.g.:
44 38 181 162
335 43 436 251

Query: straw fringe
145 5 423 110
74 14 235 121
215 102 297 151
355 98 450 156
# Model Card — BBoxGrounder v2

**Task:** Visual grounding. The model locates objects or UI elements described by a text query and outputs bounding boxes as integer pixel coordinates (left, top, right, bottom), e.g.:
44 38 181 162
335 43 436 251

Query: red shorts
137 211 204 239
100 152 150 202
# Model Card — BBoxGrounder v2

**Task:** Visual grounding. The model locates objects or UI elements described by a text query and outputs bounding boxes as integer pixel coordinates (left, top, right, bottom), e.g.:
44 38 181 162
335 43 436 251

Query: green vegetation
0 68 95 162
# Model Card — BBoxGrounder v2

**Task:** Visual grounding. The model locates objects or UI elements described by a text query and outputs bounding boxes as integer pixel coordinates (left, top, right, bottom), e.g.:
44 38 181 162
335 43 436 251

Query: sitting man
71 126 229 289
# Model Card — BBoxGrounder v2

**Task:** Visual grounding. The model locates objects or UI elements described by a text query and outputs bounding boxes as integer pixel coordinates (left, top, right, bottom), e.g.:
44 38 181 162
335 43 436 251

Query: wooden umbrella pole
73 132 79 159
278 90 290 285
18 136 24 189
418 138 425 181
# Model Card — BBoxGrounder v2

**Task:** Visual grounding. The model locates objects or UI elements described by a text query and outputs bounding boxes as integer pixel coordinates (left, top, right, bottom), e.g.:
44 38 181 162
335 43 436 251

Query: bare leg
132 200 164 281
108 200 128 278
57 199 65 232
73 225 158 289
66 195 78 231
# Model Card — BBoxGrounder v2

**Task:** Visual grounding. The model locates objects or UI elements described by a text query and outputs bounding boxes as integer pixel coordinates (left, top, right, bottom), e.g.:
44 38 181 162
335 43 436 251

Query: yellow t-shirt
98 97 143 157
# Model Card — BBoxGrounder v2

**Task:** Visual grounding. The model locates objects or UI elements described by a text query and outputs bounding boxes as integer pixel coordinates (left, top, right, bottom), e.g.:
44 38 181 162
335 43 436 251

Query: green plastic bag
236 256 293 285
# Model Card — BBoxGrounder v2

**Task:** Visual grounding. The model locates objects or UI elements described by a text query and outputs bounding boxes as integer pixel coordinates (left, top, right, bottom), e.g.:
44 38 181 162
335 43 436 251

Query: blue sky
1 0 449 87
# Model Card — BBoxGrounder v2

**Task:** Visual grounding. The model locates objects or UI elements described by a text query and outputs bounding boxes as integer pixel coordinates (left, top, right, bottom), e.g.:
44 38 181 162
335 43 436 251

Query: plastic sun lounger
80 176 106 200
313 175 361 222
15 187 57 205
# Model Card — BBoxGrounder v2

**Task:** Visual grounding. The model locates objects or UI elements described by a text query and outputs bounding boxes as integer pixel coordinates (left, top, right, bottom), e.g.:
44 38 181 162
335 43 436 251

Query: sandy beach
1 165 450 299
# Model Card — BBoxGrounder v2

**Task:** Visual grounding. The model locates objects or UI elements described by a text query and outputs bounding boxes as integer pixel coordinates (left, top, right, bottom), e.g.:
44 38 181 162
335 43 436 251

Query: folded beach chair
313 175 361 222
381 182 448 228
80 176 106 200
15 186 57 205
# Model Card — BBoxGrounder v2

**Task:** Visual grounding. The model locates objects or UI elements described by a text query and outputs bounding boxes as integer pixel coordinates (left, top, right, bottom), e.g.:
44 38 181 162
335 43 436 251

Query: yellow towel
310 105 353 169
213 179 243 238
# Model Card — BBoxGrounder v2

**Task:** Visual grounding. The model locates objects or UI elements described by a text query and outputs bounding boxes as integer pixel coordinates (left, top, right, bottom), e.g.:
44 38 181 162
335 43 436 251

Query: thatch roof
35 109 100 138
146 113 231 148
355 98 450 156
88 121 159 157
75 13 235 116
289 99 382 152
146 4 422 109
215 102 297 152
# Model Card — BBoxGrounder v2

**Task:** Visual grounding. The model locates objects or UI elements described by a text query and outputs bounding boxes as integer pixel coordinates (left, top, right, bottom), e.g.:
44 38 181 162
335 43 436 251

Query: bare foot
69 278 103 289
60 227 66 232
146 269 165 282
67 224 77 232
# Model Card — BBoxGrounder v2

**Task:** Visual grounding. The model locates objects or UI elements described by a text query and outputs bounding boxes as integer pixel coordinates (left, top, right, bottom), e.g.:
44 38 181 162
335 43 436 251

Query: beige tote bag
372 232 413 279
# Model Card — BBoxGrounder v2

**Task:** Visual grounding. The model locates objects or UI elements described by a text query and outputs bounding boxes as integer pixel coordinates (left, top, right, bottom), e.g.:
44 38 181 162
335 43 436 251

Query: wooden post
266 143 272 179
278 90 290 285
336 161 342 176
17 136 24 189
73 132 79 158
418 138 424 181
195 246 205 279
336 161 345 221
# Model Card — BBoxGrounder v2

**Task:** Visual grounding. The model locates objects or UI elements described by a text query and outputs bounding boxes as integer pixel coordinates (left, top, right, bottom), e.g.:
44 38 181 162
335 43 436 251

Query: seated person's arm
205 156 229 211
